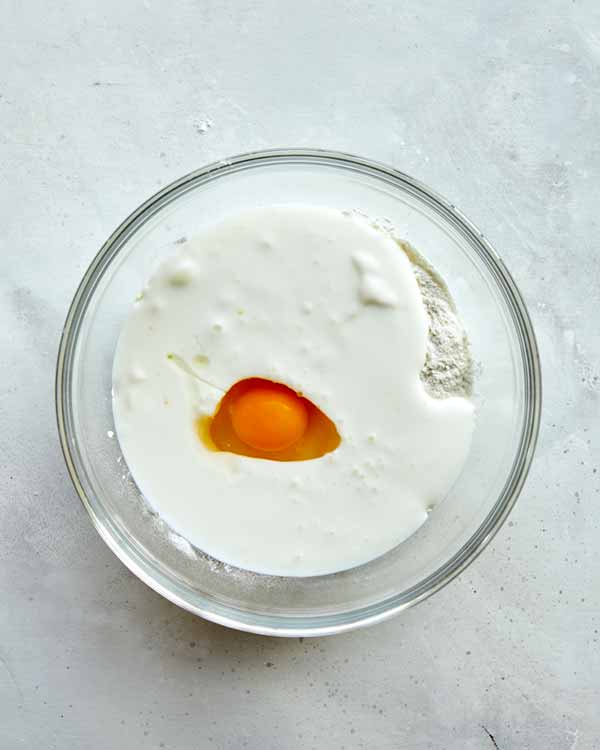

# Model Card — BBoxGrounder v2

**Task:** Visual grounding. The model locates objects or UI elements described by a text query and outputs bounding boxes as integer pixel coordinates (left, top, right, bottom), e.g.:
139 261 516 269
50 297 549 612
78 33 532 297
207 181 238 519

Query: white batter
113 206 474 576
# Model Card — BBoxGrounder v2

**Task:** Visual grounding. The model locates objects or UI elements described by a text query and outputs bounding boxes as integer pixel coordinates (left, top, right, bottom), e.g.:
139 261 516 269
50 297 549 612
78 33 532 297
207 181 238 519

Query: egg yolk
198 378 341 461
230 385 308 451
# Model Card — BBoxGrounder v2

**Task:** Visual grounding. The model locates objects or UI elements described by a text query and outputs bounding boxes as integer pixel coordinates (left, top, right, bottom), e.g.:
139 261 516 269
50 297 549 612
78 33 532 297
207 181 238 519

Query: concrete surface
1 1 599 748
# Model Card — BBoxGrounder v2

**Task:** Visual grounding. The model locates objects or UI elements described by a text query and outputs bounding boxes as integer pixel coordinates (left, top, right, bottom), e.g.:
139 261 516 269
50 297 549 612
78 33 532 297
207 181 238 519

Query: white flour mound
343 210 473 399
399 240 473 399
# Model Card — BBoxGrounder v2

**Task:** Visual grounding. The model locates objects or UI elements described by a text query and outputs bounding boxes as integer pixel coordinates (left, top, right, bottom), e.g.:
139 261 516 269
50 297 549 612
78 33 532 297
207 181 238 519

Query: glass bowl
56 149 541 636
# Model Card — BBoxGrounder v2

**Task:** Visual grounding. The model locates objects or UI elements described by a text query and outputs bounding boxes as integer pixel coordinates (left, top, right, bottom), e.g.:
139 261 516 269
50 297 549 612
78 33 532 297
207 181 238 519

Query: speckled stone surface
2 2 599 748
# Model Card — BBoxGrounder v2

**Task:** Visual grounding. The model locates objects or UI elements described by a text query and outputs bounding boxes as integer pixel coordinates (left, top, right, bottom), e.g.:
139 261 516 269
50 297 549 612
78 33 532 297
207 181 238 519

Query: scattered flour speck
195 118 213 134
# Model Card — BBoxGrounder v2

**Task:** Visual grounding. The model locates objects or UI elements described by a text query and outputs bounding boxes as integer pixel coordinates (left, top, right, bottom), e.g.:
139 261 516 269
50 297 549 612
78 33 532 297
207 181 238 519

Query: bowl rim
55 147 542 637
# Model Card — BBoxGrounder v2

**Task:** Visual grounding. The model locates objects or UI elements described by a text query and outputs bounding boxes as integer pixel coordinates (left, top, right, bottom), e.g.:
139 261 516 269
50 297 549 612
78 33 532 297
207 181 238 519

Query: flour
399 240 473 399
195 118 213 134
344 210 473 399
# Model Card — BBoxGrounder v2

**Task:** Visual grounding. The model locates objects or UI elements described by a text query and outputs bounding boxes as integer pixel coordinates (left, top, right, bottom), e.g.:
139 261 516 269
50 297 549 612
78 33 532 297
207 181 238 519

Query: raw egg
199 378 341 461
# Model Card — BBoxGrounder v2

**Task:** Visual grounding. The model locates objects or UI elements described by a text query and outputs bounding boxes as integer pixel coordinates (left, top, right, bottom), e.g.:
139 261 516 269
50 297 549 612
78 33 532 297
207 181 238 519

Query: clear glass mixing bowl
56 149 541 636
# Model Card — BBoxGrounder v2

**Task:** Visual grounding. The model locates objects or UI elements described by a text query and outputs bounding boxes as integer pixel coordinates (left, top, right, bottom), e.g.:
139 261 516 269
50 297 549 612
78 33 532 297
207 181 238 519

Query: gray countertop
2 1 598 748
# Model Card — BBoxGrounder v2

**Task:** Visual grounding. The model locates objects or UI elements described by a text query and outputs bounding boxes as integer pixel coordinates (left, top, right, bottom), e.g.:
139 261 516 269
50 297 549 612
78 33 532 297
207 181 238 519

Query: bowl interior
58 151 539 634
